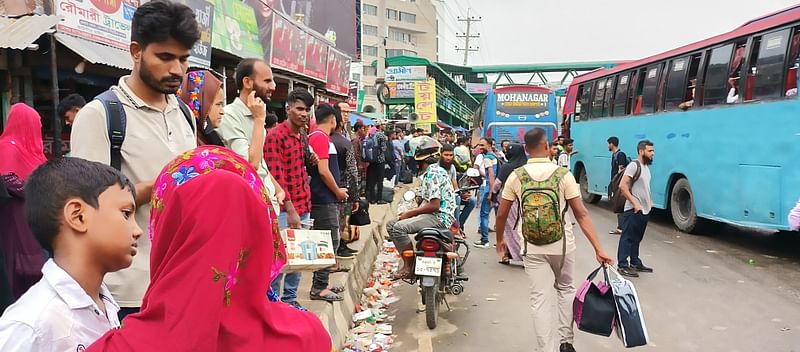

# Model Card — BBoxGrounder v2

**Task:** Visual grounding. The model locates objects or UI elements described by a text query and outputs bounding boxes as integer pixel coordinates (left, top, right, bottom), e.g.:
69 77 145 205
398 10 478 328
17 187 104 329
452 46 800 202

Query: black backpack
95 90 195 171
609 161 641 213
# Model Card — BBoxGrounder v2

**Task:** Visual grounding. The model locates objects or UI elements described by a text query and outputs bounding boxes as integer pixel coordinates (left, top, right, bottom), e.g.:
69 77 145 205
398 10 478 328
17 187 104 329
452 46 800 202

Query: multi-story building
357 0 438 112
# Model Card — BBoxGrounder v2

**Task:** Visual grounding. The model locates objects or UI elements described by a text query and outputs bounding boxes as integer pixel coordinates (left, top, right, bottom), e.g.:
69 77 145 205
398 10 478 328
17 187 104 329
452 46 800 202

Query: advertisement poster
211 0 263 59
183 0 214 68
244 0 275 60
414 79 437 125
270 0 357 58
303 34 328 81
326 49 351 95
385 66 427 81
55 0 140 49
271 14 307 73
385 81 415 99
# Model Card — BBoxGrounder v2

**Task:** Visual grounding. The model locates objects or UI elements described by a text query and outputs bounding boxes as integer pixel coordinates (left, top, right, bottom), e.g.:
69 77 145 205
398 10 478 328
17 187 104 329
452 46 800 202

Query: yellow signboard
414 79 437 127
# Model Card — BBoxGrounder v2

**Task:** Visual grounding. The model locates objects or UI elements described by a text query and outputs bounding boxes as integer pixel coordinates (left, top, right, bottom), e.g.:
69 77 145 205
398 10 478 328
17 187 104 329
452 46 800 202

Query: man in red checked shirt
264 88 315 310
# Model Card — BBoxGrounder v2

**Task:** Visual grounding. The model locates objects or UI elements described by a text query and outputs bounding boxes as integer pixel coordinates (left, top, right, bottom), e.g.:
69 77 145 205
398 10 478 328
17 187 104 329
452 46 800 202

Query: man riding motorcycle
386 137 458 279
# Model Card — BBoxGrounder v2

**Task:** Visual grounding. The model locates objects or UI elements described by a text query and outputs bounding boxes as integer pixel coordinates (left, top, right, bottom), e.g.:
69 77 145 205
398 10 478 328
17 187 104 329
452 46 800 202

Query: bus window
702 43 734 105
592 78 607 118
784 28 800 96
578 83 592 121
641 64 662 113
665 56 690 111
613 72 631 116
749 29 791 100
604 77 616 116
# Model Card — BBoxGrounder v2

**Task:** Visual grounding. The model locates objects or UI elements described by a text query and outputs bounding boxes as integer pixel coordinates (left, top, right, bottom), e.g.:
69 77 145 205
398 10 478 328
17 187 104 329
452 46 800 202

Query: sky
435 0 800 67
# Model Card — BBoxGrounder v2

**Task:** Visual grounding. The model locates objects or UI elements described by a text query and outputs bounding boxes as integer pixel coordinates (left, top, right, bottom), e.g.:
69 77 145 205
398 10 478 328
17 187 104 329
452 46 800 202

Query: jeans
478 187 493 243
455 195 476 228
366 162 386 202
618 210 650 267
311 203 340 291
269 212 309 303
386 213 445 248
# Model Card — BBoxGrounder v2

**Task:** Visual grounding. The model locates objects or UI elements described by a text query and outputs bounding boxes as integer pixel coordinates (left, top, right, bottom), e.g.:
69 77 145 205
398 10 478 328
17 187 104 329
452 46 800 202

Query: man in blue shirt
474 138 498 248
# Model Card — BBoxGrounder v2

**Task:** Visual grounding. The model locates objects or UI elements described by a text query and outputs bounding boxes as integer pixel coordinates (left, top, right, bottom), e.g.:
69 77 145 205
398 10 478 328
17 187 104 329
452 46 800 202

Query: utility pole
456 8 480 66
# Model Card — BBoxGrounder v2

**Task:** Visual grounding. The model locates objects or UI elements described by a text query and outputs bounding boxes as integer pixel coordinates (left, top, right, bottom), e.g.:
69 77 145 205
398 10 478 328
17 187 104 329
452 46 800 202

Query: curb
296 202 395 348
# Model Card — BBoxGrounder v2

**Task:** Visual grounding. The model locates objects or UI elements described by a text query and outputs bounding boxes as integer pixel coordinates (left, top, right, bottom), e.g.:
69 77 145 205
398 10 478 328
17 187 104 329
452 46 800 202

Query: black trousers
366 162 386 202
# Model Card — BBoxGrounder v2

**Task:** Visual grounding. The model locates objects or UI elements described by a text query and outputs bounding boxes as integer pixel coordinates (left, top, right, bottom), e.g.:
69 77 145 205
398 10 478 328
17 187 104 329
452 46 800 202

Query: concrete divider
295 201 395 348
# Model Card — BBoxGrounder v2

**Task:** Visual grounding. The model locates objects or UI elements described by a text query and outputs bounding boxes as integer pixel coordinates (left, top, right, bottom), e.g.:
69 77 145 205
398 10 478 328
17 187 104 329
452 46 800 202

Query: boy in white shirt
0 158 142 351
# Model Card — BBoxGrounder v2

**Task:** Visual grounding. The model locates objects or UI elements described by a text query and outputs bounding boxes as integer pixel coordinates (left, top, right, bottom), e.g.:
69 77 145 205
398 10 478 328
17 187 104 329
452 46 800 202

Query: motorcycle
396 168 480 329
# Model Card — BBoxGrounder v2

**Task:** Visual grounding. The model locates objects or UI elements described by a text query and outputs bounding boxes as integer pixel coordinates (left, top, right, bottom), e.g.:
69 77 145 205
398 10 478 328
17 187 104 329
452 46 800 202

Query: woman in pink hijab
0 103 47 180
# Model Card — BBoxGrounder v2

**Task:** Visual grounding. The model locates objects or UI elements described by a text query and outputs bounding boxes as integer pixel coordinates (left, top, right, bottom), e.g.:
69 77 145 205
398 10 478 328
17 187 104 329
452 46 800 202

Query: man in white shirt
557 138 574 171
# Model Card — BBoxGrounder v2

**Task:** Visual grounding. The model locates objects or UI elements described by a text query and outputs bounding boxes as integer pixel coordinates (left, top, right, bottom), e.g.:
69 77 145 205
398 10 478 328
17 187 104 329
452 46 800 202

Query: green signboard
211 0 263 59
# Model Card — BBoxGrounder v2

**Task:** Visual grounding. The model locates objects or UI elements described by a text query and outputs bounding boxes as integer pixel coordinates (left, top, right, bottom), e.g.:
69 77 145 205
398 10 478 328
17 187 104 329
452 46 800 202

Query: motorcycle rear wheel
424 284 439 329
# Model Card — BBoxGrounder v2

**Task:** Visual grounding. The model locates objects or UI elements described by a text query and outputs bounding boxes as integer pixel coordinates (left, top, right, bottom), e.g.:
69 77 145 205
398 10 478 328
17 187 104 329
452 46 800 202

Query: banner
303 34 328 81
385 66 426 81
466 82 492 94
211 0 263 59
385 81 415 99
271 14 306 73
55 0 139 49
270 0 357 58
414 79 437 126
326 49 351 95
183 0 214 68
244 0 274 61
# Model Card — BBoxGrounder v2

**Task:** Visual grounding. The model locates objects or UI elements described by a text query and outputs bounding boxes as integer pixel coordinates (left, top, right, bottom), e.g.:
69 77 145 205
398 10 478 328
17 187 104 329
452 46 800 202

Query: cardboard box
280 229 336 272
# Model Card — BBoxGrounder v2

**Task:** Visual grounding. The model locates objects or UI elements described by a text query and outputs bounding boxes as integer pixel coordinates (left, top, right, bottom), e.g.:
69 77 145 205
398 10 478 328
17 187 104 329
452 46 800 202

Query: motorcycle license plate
414 257 442 276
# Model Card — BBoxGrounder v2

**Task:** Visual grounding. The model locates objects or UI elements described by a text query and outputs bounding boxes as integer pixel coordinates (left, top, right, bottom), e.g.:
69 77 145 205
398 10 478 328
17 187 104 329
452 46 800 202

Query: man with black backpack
495 128 613 352
365 120 388 204
69 0 201 320
617 140 656 278
607 136 629 235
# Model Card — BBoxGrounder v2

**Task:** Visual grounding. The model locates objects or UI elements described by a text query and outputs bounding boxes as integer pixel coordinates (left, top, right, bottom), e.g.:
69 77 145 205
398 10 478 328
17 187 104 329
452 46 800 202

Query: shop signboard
414 79 437 126
182 0 214 68
55 0 139 49
211 0 263 59
385 66 426 82
466 82 492 94
271 13 307 74
244 0 274 61
303 34 328 81
326 48 351 95
385 81 415 99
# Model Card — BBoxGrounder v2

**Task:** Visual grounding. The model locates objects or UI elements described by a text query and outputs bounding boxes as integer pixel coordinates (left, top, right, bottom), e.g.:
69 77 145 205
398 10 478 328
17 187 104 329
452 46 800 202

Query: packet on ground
280 229 336 272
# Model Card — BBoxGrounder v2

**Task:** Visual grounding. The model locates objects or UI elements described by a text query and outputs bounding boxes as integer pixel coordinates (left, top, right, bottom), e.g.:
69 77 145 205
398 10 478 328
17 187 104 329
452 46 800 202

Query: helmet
413 136 442 162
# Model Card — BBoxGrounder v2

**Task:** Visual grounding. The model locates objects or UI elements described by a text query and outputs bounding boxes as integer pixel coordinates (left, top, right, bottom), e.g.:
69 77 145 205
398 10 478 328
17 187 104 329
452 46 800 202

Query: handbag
609 267 650 347
349 199 371 226
573 265 616 337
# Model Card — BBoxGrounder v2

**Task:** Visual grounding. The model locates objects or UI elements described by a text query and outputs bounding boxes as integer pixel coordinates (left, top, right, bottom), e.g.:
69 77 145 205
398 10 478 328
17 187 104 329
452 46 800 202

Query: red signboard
326 49 350 95
303 35 328 81
271 14 306 74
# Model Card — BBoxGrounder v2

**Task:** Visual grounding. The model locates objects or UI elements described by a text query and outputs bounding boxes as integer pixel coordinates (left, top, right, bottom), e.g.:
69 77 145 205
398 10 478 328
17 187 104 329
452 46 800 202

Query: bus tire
670 178 700 233
578 168 601 204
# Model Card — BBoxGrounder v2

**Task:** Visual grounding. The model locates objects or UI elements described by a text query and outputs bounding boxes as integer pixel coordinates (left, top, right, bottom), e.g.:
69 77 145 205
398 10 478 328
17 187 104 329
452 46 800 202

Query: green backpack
514 166 569 252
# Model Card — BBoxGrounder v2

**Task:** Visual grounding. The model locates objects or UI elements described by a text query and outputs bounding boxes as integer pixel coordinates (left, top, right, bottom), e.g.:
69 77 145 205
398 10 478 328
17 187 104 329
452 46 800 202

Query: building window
364 4 377 16
364 25 378 36
363 45 378 57
364 85 377 95
386 49 417 57
352 73 361 82
388 28 415 44
386 9 398 20
399 12 416 23
363 66 378 76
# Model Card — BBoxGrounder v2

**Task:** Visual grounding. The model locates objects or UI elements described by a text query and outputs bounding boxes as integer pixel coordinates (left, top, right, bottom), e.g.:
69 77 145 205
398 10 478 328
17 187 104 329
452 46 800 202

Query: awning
55 33 132 70
0 15 60 50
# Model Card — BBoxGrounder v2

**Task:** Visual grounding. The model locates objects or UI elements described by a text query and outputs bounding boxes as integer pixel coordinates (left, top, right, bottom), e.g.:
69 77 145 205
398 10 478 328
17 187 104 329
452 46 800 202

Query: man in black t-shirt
608 136 628 235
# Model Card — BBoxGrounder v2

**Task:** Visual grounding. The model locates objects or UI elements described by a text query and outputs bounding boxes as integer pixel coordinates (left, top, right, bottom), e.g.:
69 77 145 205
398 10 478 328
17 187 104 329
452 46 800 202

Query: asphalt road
386 201 800 352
